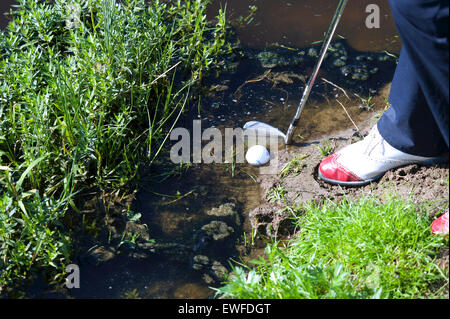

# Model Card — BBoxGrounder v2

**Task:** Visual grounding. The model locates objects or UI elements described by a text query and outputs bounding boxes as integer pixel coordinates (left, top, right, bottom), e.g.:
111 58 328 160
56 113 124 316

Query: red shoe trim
319 153 363 182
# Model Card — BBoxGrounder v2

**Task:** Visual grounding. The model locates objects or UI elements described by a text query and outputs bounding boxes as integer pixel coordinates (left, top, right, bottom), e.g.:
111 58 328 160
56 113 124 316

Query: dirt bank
250 115 449 231
245 111 449 279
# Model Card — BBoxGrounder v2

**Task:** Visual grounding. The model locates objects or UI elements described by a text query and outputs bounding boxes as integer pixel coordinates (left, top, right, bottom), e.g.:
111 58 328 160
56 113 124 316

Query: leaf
18 200 28 217
16 155 48 192
129 212 141 222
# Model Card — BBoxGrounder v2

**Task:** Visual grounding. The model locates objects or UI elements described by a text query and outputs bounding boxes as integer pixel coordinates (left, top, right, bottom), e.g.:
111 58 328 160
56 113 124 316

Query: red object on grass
431 212 449 236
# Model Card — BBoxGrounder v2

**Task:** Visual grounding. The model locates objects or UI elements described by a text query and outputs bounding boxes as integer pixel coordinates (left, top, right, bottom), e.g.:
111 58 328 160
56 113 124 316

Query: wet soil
254 121 449 219
247 108 449 282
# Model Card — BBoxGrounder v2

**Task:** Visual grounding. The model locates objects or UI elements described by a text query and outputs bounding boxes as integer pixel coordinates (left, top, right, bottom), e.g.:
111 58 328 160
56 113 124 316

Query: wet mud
248 114 449 282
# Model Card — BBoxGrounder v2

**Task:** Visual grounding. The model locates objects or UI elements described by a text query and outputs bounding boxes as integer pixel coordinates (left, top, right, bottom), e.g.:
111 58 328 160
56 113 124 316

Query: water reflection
208 0 400 53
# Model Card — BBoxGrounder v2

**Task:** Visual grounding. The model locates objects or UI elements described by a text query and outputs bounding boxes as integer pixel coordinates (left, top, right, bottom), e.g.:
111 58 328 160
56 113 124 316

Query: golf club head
243 121 286 148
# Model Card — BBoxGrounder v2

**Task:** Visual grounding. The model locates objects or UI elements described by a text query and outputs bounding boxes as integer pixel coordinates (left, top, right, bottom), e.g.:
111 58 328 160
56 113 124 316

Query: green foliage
0 167 71 287
315 139 334 158
216 196 448 299
354 93 375 111
0 0 229 288
279 154 308 178
266 186 288 203
217 252 378 299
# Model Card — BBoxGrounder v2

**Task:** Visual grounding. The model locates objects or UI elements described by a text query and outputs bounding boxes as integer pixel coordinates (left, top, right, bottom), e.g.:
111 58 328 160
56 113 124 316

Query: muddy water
208 0 401 53
1 1 401 299
1 1 401 49
119 1 400 299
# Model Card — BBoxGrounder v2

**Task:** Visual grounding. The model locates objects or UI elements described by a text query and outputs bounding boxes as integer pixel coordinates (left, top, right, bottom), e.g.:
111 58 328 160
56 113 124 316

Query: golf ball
246 145 270 166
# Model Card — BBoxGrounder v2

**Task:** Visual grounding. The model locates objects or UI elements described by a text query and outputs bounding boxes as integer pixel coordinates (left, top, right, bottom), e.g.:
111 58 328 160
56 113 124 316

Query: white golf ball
246 145 270 166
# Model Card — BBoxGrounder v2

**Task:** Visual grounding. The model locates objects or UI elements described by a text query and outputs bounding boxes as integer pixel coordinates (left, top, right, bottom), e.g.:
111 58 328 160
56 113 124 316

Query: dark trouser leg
377 0 449 157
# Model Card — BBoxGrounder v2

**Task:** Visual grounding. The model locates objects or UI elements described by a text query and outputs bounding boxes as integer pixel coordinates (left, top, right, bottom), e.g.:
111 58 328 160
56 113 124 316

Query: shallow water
91 0 399 298
208 0 401 53
1 0 401 299
1 0 401 51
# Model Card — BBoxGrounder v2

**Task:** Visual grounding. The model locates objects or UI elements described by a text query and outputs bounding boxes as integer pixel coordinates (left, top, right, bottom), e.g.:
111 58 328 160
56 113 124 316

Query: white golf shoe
318 126 447 186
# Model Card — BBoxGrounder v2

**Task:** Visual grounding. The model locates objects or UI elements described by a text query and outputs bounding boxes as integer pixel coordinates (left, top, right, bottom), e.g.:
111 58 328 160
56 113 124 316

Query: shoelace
362 127 383 157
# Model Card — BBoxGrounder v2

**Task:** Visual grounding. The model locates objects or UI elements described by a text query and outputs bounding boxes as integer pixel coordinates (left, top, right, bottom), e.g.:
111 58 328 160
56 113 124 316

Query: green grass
216 195 449 299
0 0 230 289
315 139 334 158
354 93 375 111
266 186 288 204
279 154 308 178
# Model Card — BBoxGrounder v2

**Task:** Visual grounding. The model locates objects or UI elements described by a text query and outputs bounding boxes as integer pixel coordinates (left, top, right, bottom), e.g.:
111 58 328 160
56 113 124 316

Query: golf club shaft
285 0 348 144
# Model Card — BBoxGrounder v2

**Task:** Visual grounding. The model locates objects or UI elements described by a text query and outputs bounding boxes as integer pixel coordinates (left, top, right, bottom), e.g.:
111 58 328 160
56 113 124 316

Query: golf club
243 0 348 146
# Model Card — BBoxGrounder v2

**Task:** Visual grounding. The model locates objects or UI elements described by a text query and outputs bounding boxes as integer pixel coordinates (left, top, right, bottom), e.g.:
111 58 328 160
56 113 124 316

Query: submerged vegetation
216 195 449 299
0 0 230 289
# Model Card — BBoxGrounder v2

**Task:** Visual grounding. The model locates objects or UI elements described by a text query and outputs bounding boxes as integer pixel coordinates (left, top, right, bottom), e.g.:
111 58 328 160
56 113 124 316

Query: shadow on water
1 1 401 298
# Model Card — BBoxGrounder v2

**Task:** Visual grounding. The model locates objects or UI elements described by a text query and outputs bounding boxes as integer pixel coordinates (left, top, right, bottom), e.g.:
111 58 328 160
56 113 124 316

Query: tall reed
0 0 230 288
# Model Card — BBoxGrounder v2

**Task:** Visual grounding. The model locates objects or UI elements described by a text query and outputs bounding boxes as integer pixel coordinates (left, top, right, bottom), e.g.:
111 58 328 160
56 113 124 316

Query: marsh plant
266 186 288 204
0 0 230 288
316 139 334 158
279 153 308 178
355 93 375 111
